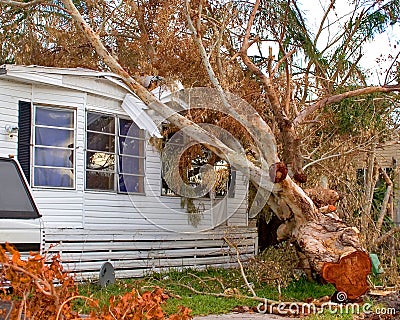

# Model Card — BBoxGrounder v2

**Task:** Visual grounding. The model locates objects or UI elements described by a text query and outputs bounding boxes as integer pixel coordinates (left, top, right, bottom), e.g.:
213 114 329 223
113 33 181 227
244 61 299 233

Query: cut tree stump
277 181 372 300
322 251 372 300
292 206 372 300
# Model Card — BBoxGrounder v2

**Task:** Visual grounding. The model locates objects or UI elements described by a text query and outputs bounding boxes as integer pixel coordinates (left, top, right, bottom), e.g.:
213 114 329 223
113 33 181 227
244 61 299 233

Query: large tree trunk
61 0 372 299
297 215 371 299
276 179 371 299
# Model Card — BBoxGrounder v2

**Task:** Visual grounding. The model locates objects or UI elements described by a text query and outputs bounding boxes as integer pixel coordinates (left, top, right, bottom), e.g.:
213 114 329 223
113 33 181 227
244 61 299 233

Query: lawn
75 267 336 317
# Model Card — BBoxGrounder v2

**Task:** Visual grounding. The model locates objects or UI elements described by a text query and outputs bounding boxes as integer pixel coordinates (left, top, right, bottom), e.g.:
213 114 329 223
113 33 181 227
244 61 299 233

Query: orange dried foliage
92 288 191 320
327 205 337 212
0 244 192 319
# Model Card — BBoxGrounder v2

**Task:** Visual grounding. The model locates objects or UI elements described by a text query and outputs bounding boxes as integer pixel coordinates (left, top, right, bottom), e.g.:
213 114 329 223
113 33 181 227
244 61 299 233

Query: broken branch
223 236 256 297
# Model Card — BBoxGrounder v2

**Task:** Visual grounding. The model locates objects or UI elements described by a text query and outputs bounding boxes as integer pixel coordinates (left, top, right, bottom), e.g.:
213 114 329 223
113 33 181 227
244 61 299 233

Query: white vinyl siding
0 78 249 231
30 85 85 228
0 79 31 156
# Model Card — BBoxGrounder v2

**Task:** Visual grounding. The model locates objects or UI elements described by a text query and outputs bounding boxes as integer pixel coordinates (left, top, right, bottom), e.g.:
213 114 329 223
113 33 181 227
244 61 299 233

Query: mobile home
0 65 257 279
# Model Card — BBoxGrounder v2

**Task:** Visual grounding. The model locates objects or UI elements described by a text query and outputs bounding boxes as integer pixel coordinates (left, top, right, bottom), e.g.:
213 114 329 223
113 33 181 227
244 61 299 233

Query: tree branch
61 0 280 196
223 237 256 297
238 0 309 182
303 151 352 171
314 0 335 45
56 295 97 320
376 167 393 232
294 85 400 126
384 50 400 85
374 227 400 247
173 282 334 315
239 1 287 125
185 0 278 166
97 2 122 36
271 48 297 78
242 0 259 50
0 0 44 7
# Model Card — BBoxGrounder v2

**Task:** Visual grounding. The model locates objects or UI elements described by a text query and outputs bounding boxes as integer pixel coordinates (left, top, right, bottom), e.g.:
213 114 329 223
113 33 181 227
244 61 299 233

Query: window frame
85 111 117 191
117 116 146 194
84 111 146 194
32 104 76 190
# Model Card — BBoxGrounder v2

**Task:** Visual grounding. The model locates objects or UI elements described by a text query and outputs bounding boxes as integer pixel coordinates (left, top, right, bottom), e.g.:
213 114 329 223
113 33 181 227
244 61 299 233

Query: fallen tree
2 0 400 299
62 0 381 298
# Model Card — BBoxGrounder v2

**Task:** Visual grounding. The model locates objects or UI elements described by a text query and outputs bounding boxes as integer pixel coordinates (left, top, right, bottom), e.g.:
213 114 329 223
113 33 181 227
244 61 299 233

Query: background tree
1 0 399 298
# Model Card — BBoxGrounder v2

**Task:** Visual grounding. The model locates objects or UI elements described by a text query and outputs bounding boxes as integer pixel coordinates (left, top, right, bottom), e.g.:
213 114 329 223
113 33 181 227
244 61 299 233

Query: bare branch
185 0 278 166
374 227 400 247
56 295 97 320
230 36 259 62
314 0 335 45
238 2 305 180
376 167 393 232
239 3 282 117
223 237 256 297
0 0 44 7
303 146 363 171
384 50 400 85
339 52 363 86
362 151 379 230
173 281 334 315
271 48 297 77
97 2 123 35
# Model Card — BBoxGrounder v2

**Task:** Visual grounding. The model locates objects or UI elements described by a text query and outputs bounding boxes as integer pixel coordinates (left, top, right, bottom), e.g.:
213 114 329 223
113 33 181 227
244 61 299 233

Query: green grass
282 277 335 301
75 267 337 317
164 295 251 316
306 311 354 320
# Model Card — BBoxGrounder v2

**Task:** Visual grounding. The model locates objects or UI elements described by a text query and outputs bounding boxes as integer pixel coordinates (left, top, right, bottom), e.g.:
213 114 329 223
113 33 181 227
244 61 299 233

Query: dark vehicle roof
0 157 41 219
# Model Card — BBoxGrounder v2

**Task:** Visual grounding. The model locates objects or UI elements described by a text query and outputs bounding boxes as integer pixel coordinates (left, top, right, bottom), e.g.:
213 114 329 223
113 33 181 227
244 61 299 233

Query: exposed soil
365 291 400 319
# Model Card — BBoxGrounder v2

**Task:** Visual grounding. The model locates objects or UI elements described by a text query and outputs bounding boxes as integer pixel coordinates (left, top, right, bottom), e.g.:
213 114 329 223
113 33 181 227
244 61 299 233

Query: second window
86 112 145 193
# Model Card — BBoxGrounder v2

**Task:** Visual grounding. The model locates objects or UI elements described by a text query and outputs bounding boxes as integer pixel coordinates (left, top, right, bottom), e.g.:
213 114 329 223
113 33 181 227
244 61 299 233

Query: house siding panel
0 68 255 279
0 79 31 157
32 86 85 107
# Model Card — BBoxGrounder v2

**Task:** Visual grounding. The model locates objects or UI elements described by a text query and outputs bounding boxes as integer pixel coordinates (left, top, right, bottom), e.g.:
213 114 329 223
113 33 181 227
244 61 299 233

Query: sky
297 0 399 85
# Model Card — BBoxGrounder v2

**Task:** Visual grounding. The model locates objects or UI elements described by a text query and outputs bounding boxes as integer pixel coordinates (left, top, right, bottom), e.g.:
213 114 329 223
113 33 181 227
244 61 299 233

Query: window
161 157 234 198
32 106 75 188
85 112 145 193
118 118 145 193
86 113 116 190
161 129 234 198
186 158 233 198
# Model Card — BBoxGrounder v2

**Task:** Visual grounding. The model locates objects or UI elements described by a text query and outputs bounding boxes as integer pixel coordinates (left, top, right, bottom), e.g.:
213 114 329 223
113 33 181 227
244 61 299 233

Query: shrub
0 244 191 319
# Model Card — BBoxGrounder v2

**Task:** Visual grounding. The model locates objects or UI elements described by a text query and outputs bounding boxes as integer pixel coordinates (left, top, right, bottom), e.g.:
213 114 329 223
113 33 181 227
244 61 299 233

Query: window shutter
18 101 32 183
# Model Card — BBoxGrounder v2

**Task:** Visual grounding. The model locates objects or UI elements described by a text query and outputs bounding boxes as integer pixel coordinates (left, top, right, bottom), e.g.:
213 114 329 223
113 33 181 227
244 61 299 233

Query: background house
374 142 400 226
357 141 400 227
0 65 257 279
